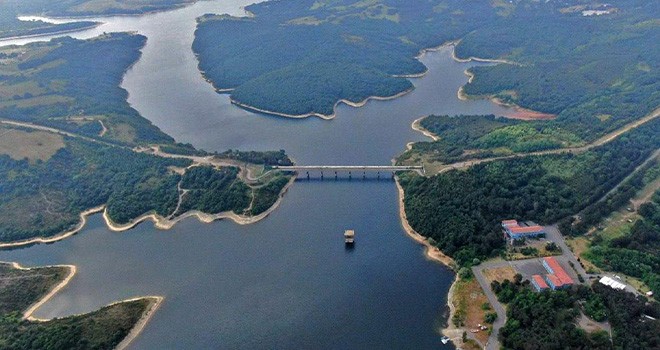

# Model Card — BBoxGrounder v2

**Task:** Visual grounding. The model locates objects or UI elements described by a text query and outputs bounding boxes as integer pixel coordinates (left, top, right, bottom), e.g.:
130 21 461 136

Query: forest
399 114 583 165
193 0 500 116
0 262 153 350
0 33 172 145
400 118 660 267
493 276 660 349
458 0 659 140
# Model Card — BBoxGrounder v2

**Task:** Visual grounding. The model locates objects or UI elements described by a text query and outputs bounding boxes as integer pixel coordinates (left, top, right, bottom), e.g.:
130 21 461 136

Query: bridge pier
306 171 310 180
349 171 352 180
363 171 366 179
335 171 337 180
321 171 323 180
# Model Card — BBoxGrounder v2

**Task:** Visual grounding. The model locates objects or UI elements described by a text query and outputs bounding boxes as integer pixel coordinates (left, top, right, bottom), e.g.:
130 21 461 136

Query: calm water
0 1 512 348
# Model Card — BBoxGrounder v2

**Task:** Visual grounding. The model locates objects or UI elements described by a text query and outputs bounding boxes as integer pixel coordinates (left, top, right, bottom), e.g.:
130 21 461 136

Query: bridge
272 165 425 178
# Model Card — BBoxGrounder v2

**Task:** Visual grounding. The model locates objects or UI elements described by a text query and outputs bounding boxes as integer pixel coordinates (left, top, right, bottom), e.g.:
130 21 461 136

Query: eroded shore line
411 116 439 141
0 22 102 43
5 261 164 348
395 179 465 345
102 175 295 232
115 296 164 350
11 262 78 321
0 176 295 249
229 87 414 120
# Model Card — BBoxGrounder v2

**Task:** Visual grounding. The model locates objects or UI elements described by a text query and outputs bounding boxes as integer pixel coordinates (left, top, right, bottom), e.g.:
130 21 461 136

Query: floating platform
344 230 355 244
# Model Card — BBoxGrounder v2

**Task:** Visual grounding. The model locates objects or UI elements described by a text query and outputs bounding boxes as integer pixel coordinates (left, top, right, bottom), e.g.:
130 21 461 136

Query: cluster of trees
400 114 583 165
491 276 611 349
458 0 659 140
0 264 68 315
216 149 293 166
0 33 172 145
193 0 502 116
401 118 660 267
0 263 152 350
0 134 295 242
491 276 659 349
178 166 251 216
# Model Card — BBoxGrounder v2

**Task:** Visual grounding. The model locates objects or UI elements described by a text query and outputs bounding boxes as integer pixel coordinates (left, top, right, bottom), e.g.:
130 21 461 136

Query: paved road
472 261 511 350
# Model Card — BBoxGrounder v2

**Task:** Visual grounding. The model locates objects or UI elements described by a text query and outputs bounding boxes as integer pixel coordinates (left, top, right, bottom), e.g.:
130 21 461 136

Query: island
0 33 293 247
0 262 161 350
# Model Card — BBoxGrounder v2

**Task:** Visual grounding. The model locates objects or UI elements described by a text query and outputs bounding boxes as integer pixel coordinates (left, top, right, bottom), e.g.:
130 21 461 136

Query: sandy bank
6 261 165 347
116 296 164 350
102 175 295 231
0 206 105 249
229 87 414 120
411 116 439 141
0 22 101 42
8 262 77 321
0 175 294 249
396 179 463 344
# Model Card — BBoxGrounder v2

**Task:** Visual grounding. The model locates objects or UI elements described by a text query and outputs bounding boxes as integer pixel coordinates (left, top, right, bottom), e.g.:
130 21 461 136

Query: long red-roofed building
542 257 574 290
501 219 545 241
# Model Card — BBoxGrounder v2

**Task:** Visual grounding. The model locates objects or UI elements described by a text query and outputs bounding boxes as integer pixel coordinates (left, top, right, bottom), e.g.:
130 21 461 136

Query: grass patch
0 126 65 162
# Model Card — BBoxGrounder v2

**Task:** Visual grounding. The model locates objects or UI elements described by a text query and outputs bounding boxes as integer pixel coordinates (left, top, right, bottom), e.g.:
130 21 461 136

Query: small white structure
646 291 654 297
599 276 627 290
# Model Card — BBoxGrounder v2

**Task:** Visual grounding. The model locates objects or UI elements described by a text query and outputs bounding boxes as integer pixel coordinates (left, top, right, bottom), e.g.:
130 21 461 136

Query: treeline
193 0 501 116
216 149 293 166
0 264 68 315
492 274 660 349
458 0 660 140
0 263 154 350
0 33 172 145
0 137 190 241
399 115 582 165
178 166 251 215
400 118 660 267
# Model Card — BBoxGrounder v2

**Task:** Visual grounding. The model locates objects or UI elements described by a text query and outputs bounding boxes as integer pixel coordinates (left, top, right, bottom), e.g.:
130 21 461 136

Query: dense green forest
0 263 154 350
399 115 583 165
0 33 171 145
193 0 499 116
400 118 660 267
178 166 251 215
492 277 660 349
194 0 658 133
493 279 611 349
458 0 659 140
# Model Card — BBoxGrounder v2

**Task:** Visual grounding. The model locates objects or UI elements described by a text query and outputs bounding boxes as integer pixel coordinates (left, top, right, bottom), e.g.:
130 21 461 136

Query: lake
0 1 513 348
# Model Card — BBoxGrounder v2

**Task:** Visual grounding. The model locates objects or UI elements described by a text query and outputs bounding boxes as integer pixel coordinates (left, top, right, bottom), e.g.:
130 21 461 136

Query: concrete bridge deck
272 165 424 176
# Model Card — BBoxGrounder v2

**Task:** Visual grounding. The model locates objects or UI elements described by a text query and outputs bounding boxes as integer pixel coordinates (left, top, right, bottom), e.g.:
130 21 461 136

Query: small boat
441 336 450 344
344 230 355 244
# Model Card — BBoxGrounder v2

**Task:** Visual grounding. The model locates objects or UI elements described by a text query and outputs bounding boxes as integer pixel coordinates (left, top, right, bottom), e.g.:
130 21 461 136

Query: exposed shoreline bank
0 22 101 43
0 176 295 249
5 261 164 348
229 87 415 120
395 179 464 343
411 116 439 141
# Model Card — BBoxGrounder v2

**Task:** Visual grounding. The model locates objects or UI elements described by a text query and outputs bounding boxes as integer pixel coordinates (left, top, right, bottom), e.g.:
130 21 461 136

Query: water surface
0 2 512 348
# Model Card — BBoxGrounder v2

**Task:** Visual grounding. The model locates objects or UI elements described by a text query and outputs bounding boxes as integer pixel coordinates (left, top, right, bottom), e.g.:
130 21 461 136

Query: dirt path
422 107 660 176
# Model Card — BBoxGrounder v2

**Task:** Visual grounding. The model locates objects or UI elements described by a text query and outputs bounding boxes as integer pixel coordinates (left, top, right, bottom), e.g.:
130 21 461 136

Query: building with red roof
531 275 549 291
501 219 545 242
542 257 574 290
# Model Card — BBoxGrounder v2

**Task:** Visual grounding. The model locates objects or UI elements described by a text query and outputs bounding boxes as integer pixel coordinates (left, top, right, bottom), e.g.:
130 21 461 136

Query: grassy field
0 126 65 162
452 277 491 346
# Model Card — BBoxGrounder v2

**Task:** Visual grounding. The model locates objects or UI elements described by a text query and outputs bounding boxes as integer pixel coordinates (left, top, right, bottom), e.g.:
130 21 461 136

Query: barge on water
344 230 355 245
